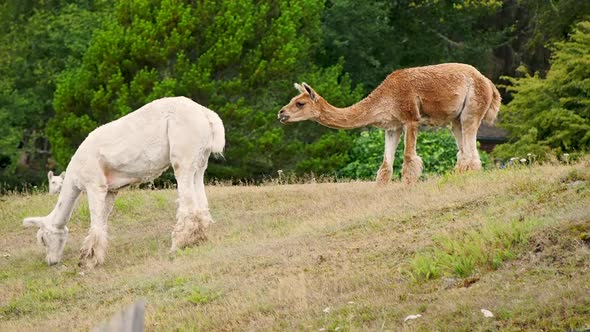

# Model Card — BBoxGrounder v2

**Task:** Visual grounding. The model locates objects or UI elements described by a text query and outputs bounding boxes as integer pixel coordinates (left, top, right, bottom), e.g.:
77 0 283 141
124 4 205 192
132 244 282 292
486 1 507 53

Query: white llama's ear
59 172 66 179
48 171 54 180
294 83 304 93
302 82 318 101
23 217 44 228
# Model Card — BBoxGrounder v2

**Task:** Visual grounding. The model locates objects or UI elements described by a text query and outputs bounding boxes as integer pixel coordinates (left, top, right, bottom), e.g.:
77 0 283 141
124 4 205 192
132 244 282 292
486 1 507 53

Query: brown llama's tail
483 79 501 125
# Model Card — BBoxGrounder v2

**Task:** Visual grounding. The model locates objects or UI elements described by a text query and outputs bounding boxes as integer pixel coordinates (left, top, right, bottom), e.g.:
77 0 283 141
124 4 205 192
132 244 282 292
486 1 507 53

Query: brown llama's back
371 63 500 126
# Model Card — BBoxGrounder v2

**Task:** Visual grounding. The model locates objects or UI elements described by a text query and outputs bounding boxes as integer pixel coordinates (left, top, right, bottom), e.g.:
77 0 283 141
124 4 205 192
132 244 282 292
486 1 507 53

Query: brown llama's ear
294 83 305 94
48 171 53 180
302 82 318 102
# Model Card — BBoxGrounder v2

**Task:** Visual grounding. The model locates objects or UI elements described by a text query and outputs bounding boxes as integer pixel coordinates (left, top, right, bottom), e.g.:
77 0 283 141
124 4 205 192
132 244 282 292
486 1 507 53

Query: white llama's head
23 217 68 265
278 82 322 123
48 171 65 194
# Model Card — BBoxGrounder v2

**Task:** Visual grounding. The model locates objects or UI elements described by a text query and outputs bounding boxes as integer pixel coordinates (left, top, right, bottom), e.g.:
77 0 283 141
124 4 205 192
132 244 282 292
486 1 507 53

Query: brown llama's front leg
376 127 402 186
79 190 116 268
376 161 392 186
401 121 423 185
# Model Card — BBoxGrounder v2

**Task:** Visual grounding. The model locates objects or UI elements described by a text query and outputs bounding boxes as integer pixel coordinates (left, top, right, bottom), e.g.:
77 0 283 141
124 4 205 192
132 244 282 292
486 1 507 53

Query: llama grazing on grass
278 63 501 185
23 96 225 267
48 171 65 194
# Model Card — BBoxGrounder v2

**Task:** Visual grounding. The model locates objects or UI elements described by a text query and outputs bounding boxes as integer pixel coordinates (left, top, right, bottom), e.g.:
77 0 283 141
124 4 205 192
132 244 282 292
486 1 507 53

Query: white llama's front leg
170 167 209 253
376 127 402 186
79 189 116 268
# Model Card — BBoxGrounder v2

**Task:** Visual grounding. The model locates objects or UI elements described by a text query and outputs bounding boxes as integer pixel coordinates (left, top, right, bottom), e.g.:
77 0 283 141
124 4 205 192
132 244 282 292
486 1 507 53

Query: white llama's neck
48 176 81 229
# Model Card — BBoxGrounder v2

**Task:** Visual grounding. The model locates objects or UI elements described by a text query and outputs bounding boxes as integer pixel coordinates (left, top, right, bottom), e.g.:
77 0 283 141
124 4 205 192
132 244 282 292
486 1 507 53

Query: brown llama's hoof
376 167 392 186
402 156 423 185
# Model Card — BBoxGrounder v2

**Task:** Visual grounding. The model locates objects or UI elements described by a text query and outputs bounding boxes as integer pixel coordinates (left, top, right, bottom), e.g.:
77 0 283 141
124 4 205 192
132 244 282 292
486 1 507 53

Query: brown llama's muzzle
278 109 290 123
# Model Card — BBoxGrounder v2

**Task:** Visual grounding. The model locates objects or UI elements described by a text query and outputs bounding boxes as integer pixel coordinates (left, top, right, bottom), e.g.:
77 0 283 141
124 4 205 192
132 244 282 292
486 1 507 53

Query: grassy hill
1 161 589 331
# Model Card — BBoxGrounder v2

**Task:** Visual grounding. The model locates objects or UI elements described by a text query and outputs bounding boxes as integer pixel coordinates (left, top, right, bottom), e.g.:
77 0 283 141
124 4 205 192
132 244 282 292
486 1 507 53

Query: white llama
48 171 65 194
23 96 225 267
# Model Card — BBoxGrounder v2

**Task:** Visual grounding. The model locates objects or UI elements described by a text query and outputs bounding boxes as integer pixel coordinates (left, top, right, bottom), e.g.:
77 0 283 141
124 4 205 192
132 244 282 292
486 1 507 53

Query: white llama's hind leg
170 166 209 252
79 189 117 268
168 110 213 252
169 147 212 252
193 163 214 226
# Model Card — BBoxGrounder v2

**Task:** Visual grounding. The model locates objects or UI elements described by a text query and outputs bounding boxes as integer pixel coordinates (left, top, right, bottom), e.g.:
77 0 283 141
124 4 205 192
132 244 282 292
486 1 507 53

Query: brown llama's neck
315 94 385 129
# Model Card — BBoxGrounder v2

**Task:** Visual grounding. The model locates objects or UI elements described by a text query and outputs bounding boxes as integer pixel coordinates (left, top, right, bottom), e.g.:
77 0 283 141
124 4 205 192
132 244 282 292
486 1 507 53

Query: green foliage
515 0 590 73
0 1 107 189
185 287 220 305
319 0 395 89
2 0 590 189
339 128 488 180
49 0 361 180
495 21 590 161
321 0 506 89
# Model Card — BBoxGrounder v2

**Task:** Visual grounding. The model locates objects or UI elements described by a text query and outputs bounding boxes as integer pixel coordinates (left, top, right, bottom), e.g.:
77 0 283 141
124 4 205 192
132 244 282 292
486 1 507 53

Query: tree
0 1 107 190
319 0 395 89
50 0 363 181
494 21 590 161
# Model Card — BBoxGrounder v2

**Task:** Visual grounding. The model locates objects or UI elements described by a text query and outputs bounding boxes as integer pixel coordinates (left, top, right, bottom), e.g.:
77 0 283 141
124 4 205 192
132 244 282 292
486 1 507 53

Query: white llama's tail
484 79 501 125
205 110 225 157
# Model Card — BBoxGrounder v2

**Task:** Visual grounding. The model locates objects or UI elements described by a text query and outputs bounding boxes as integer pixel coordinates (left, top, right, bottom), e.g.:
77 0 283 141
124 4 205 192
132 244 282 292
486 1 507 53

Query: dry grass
1 162 589 331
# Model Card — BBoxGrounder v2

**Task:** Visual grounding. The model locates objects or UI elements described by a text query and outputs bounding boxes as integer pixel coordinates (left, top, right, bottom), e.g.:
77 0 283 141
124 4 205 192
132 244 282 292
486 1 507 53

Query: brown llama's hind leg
456 115 483 173
376 127 402 186
456 79 491 172
450 119 467 170
401 121 423 185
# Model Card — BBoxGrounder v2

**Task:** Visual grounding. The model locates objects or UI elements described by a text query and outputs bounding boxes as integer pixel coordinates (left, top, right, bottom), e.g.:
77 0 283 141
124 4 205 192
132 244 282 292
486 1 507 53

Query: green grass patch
409 217 546 281
185 287 221 305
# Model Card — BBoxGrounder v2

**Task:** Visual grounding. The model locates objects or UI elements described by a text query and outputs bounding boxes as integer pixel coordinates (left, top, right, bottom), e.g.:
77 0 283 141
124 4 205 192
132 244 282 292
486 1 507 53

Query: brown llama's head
278 83 321 124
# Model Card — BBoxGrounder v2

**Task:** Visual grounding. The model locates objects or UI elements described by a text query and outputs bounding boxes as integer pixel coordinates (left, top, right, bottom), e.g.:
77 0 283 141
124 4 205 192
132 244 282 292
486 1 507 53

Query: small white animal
47 171 65 194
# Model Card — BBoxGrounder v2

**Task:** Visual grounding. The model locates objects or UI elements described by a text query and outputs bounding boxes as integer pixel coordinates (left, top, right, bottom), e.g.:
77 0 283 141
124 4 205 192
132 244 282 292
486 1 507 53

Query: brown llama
278 63 501 185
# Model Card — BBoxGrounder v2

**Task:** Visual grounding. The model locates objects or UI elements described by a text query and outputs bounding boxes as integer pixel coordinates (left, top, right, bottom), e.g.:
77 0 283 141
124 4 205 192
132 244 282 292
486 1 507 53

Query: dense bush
494 21 590 161
339 128 491 180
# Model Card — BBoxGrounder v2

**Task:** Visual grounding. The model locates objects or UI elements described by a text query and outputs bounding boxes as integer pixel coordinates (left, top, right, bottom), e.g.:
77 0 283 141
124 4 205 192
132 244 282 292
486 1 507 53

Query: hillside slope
1 162 589 331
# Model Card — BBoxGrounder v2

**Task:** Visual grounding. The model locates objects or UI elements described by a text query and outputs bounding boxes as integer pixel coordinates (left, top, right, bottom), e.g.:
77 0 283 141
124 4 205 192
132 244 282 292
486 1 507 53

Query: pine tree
495 21 590 161
50 0 363 180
